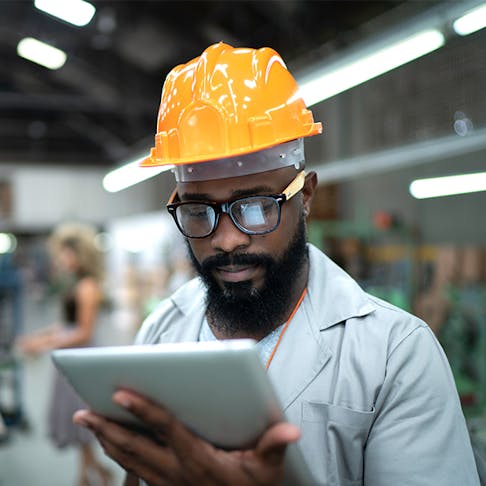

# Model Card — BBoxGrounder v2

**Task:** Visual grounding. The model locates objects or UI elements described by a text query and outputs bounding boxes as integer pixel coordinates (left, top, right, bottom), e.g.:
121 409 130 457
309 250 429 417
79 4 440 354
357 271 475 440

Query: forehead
176 166 297 201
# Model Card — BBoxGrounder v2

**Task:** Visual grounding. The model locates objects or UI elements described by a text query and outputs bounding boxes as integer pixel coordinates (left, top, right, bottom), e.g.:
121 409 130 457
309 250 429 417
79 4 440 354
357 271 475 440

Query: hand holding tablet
52 339 315 485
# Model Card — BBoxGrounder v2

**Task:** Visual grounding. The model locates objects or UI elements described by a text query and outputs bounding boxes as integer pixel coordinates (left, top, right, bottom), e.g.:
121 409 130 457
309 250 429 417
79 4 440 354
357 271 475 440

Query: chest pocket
300 401 375 486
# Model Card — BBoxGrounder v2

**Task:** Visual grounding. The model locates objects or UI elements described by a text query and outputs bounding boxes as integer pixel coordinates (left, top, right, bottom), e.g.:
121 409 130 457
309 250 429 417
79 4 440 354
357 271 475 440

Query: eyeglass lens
232 197 279 231
176 204 216 237
175 196 280 237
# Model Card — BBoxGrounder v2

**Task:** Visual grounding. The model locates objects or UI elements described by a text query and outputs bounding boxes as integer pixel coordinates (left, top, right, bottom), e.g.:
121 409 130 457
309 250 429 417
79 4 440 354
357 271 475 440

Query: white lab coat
136 244 480 485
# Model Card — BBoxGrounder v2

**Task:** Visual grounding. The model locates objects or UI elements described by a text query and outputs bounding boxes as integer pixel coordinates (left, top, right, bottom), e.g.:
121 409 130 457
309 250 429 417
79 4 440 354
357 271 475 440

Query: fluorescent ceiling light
103 156 174 193
17 37 67 70
34 0 96 27
409 172 486 199
453 3 486 36
298 29 445 106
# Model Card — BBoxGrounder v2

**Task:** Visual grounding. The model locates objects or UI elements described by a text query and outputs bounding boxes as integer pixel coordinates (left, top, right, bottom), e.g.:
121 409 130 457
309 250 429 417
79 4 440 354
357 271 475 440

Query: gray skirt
47 367 94 448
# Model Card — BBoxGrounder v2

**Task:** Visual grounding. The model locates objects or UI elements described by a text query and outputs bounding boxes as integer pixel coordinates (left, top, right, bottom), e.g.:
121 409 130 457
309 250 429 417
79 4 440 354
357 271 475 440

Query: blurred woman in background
17 222 112 486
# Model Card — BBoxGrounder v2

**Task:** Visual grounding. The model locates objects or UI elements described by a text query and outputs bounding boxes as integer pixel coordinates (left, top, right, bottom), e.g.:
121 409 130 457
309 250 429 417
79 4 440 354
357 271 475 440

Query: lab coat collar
266 244 376 410
306 244 376 330
171 277 206 317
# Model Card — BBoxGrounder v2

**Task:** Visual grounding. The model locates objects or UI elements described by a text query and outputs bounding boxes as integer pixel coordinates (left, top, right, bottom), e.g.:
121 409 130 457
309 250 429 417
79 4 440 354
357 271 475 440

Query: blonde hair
49 222 104 282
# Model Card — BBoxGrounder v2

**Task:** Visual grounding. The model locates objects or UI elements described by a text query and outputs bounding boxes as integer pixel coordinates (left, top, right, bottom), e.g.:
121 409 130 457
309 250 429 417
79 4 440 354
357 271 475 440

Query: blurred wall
339 154 486 244
0 164 174 231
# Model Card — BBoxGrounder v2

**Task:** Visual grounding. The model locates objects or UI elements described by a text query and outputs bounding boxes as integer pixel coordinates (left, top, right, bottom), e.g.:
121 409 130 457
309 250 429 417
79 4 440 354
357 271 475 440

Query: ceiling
1 0 437 169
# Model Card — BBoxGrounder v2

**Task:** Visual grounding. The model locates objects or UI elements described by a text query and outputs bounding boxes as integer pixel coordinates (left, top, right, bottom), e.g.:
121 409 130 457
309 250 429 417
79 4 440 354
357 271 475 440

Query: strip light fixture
34 0 96 27
453 2 486 36
409 172 486 199
103 156 174 193
298 29 445 107
17 37 67 70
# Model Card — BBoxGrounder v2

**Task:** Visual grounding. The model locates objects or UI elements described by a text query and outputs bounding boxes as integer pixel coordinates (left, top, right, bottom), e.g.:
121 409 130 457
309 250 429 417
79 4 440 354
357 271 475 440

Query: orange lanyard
265 287 307 370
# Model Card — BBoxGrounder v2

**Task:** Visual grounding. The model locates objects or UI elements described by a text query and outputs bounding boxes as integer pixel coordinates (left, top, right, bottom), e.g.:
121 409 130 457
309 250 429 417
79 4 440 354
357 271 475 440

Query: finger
74 410 180 481
113 390 219 480
73 409 91 425
74 410 150 458
114 389 207 450
256 422 301 466
96 434 177 486
113 390 181 444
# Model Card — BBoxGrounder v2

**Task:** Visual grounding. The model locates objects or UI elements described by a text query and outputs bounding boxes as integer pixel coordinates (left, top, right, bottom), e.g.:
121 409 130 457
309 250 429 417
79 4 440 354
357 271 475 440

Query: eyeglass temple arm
283 170 306 201
167 188 178 205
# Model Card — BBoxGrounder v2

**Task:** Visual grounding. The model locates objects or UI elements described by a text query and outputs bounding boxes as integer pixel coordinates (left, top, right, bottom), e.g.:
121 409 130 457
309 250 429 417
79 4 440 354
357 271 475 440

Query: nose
210 213 251 253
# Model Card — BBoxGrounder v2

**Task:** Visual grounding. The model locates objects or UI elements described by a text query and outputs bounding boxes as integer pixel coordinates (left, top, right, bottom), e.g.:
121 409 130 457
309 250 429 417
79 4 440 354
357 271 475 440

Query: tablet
51 339 315 485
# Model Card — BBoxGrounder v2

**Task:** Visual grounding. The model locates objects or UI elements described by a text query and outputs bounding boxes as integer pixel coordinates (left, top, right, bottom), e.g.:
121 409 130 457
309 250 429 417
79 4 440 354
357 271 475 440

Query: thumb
256 422 301 466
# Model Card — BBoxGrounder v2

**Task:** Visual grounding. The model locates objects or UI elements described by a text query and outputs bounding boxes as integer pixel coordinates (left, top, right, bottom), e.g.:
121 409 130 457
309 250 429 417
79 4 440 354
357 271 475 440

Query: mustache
200 252 274 274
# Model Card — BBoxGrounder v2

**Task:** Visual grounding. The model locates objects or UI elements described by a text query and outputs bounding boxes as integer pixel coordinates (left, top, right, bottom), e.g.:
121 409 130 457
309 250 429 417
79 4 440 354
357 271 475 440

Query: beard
186 214 308 337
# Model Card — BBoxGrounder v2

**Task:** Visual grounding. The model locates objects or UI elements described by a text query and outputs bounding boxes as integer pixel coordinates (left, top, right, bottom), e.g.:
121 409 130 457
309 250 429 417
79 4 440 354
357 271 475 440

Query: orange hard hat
141 42 322 170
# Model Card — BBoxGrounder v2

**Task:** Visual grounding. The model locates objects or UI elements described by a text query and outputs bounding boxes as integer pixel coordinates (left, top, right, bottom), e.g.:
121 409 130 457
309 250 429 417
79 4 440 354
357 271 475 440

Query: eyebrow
180 185 275 202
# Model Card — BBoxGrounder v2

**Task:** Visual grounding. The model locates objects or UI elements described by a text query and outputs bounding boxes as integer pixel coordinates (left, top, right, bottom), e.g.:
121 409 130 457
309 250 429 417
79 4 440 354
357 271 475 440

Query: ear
302 171 318 217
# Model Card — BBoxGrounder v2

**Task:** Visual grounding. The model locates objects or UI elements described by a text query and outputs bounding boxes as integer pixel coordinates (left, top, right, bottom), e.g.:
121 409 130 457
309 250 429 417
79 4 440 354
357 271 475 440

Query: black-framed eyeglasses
166 171 306 239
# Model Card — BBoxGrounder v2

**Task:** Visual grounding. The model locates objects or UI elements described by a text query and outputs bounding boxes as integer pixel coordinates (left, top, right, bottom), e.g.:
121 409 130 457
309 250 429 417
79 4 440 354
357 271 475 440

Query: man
74 43 480 485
